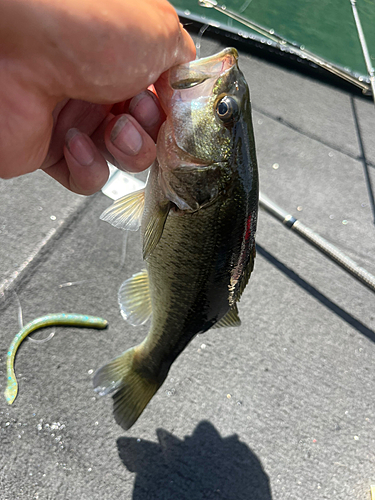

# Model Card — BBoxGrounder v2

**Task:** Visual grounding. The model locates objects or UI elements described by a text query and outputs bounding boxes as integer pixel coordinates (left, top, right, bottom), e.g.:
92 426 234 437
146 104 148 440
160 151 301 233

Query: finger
43 129 109 195
176 23 197 64
90 113 118 166
104 114 156 173
42 100 111 169
89 112 153 175
128 90 165 143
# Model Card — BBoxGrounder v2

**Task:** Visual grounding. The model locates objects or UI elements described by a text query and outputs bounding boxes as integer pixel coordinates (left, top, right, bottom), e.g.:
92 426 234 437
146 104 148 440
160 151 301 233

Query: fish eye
215 96 238 124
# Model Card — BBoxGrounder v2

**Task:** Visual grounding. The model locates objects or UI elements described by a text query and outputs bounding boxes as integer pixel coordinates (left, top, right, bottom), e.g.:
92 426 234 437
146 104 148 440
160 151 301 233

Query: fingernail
110 116 143 156
129 91 160 128
65 128 95 166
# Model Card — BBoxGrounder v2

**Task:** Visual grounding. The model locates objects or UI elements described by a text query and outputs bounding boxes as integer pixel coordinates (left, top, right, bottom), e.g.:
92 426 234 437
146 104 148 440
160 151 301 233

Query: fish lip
169 48 239 88
187 47 238 68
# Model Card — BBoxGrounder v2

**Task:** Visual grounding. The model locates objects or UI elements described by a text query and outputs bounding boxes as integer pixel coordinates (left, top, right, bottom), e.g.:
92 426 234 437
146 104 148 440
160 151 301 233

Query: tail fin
93 347 160 430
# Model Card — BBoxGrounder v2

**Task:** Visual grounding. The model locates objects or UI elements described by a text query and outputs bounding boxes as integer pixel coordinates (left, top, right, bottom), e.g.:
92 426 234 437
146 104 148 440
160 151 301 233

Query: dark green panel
173 0 375 77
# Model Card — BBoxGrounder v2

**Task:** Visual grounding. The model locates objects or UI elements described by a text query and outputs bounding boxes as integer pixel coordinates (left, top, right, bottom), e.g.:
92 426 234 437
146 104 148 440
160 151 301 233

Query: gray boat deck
1 33 374 500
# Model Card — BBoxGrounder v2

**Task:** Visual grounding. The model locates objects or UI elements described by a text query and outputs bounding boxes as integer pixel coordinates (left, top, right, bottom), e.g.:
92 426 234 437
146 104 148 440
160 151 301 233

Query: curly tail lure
4 313 108 405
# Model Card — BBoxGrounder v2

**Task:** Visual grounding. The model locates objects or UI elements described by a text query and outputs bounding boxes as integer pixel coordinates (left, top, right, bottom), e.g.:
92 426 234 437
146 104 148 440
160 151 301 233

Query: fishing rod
349 0 375 106
259 192 375 294
198 0 372 95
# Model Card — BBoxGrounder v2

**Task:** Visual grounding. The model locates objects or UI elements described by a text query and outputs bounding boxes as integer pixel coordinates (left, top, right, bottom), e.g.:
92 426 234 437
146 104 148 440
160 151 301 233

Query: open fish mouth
169 48 238 90
155 47 243 172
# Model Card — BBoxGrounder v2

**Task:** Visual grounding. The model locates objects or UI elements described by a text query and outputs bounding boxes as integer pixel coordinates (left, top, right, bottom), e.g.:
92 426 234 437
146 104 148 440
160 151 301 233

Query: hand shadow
117 420 272 500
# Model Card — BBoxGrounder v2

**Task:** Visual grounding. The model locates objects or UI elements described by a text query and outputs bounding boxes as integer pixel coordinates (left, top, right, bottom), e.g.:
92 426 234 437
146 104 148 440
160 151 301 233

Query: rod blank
259 192 375 293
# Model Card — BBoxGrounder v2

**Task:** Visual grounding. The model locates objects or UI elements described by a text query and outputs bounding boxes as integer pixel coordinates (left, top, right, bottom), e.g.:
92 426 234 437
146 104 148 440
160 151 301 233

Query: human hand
0 0 195 194
42 89 167 195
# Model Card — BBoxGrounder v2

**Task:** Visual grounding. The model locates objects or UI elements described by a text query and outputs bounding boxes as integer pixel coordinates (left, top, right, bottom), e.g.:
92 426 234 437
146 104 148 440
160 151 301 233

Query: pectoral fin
100 189 145 230
212 304 241 329
118 269 152 326
143 202 171 260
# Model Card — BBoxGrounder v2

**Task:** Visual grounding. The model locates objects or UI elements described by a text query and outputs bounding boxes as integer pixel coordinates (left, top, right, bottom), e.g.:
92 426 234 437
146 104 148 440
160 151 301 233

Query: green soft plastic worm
5 313 108 404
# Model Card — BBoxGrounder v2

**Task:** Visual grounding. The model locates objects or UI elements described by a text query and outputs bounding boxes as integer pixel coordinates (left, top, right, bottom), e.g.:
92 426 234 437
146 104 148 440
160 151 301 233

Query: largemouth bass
95 48 259 430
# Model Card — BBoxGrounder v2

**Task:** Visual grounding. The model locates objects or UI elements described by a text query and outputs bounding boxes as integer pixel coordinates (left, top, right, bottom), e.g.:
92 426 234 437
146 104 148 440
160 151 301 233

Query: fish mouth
169 48 238 90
